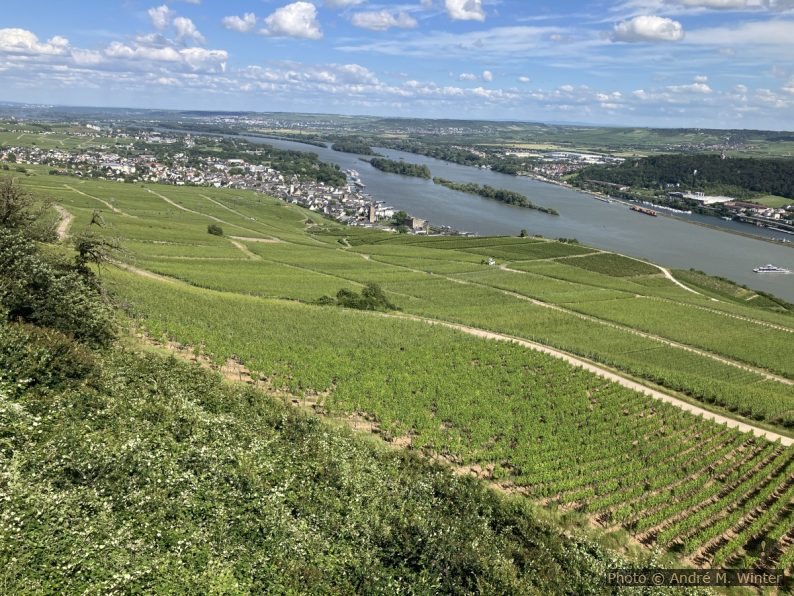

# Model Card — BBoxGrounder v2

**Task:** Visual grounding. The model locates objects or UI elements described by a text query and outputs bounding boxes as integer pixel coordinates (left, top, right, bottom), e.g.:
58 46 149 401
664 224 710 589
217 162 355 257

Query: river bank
159 128 794 301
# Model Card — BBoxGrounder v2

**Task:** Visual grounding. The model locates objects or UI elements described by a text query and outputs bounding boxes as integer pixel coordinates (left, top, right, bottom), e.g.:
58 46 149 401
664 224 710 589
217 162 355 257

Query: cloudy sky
1 0 793 129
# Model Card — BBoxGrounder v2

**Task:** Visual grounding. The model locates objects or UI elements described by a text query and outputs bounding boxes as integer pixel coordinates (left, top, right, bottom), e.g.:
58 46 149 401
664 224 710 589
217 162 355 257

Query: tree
361 283 396 310
520 229 528 237
391 210 411 227
90 210 106 227
0 177 42 229
332 283 397 311
208 223 224 236
72 231 120 274
0 228 115 347
0 176 52 240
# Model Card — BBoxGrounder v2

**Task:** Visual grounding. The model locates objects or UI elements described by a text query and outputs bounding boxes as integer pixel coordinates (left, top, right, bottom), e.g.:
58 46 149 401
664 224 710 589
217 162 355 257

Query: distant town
2 117 792 240
0 129 438 234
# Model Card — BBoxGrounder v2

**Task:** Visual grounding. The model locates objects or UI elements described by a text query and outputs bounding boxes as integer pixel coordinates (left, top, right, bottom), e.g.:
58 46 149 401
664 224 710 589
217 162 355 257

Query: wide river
240 134 794 301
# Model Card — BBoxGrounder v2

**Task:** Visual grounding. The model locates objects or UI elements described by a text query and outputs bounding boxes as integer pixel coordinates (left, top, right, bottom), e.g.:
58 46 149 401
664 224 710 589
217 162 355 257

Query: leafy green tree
391 211 411 227
361 283 396 310
208 223 224 236
330 283 397 311
0 229 115 347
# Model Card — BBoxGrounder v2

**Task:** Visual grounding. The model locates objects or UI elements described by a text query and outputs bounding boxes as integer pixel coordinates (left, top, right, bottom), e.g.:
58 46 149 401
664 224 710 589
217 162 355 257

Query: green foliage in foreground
369 157 431 179
0 229 114 347
433 177 559 215
0 320 678 594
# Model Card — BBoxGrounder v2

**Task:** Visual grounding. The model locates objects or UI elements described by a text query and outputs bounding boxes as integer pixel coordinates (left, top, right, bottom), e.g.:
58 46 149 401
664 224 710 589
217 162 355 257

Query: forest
331 139 375 155
575 154 794 199
368 157 431 179
433 177 559 214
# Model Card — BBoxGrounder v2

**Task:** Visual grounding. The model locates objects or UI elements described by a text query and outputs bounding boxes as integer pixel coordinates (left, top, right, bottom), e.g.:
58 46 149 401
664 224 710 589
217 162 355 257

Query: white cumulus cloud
262 2 323 40
148 5 174 30
612 15 685 42
104 39 227 72
665 0 794 9
445 0 485 21
174 17 205 43
0 28 70 55
482 69 493 82
222 13 257 33
518 75 531 83
459 72 477 81
351 10 417 31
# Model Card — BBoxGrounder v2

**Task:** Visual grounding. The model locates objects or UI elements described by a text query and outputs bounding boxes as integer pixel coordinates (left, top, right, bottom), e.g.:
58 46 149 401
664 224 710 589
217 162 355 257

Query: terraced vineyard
109 267 794 573
16 168 794 573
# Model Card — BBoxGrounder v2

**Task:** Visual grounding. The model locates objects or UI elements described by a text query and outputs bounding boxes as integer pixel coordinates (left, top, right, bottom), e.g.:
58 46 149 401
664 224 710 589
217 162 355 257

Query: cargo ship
630 205 657 217
753 264 791 274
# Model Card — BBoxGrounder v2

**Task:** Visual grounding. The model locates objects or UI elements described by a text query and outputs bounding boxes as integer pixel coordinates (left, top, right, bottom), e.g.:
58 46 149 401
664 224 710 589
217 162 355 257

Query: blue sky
1 0 793 129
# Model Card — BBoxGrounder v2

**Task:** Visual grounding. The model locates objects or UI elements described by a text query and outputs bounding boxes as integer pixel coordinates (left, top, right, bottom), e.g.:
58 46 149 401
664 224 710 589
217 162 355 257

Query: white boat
753 264 791 274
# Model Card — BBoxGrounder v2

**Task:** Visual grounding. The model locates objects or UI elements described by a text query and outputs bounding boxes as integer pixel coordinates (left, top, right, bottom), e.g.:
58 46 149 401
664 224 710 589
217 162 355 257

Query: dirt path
113 261 181 284
387 313 793 446
53 205 73 240
114 262 793 446
658 266 704 296
230 236 280 244
500 263 794 335
641 295 794 334
199 194 256 222
388 259 793 386
147 189 280 240
229 239 261 261
64 184 131 216
147 188 207 216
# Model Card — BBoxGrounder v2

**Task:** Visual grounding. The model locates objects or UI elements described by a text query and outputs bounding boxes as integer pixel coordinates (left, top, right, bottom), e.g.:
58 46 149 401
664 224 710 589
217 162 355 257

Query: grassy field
751 195 794 208
12 169 794 570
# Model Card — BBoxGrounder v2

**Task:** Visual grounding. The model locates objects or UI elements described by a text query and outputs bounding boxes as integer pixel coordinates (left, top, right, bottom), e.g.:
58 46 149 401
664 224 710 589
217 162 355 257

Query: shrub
208 223 224 236
0 229 115 347
0 322 96 394
333 283 397 311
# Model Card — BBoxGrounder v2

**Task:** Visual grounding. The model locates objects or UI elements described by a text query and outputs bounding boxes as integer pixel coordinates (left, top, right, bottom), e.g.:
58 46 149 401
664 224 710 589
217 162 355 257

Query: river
238 134 794 301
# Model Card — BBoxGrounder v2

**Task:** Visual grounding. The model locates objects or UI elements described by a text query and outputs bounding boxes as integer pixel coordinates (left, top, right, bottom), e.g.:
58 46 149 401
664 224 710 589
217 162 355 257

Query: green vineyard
16 167 794 573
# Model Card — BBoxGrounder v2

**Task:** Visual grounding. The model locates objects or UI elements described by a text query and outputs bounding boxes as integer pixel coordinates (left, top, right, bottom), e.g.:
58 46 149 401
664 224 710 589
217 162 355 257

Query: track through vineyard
369 255 793 386
114 260 793 446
